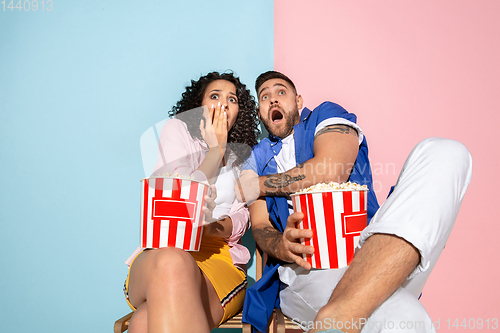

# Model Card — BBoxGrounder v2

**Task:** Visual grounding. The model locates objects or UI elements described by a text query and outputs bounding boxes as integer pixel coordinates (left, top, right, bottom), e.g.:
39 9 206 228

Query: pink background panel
275 0 500 328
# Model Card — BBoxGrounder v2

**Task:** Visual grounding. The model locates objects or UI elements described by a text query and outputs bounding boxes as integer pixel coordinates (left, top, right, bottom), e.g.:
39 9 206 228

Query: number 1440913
445 318 498 330
1 0 53 11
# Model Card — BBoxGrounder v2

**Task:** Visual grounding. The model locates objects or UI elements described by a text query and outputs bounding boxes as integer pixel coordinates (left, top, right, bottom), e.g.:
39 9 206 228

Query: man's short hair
255 70 297 97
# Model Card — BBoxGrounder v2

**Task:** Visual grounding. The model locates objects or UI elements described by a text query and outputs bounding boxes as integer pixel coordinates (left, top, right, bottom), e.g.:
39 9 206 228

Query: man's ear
296 94 304 110
257 106 262 120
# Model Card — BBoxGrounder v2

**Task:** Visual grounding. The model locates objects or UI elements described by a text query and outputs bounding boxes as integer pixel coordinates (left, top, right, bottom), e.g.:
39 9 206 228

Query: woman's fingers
211 102 228 146
202 185 217 224
201 103 227 150
200 106 219 148
212 103 227 128
206 187 217 211
209 104 216 123
199 119 205 137
211 102 220 125
219 105 227 130
209 184 217 201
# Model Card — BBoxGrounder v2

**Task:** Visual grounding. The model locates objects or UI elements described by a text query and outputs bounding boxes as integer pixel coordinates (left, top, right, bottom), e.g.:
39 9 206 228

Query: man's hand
234 169 260 204
250 200 314 269
279 211 315 270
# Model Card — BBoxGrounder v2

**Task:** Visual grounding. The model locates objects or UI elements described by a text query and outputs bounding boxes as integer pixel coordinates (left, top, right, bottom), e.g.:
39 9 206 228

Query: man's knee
412 137 472 181
417 137 471 164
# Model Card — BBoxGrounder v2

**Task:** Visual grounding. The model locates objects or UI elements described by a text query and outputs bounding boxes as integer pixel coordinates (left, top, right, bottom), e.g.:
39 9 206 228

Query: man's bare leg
309 233 419 333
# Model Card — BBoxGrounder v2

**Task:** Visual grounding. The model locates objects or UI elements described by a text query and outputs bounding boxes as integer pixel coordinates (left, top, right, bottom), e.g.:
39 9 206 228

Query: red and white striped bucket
291 190 368 269
140 177 208 251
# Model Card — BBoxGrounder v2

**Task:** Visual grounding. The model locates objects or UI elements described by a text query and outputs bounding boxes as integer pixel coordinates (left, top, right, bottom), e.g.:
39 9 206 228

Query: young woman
123 72 260 333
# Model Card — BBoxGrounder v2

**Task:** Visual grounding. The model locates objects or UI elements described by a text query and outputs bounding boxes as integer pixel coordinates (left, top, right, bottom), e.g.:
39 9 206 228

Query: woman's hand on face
200 103 228 150
212 102 228 148
200 106 218 149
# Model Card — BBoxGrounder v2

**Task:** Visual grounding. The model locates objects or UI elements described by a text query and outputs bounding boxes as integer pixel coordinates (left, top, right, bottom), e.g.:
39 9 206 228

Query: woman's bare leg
128 302 148 333
127 248 224 333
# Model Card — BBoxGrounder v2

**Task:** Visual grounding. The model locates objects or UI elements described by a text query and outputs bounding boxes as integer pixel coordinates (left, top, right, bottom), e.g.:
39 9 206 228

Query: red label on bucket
153 199 196 220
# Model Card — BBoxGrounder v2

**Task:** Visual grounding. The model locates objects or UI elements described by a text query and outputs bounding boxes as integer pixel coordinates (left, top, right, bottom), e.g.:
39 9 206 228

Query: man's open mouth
271 108 284 124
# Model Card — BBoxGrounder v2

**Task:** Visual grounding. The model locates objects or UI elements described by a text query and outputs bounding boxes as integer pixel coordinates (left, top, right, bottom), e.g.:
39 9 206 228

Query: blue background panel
0 1 273 332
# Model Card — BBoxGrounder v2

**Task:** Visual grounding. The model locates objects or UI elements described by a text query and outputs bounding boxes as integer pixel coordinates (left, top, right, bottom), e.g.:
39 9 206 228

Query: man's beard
261 111 300 139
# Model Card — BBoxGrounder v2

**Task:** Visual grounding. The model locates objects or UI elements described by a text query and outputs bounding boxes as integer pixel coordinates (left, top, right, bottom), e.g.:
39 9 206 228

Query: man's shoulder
307 101 357 124
313 101 348 115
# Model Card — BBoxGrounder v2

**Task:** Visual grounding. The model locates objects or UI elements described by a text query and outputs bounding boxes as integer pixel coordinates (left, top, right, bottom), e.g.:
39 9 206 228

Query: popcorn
148 173 209 185
297 181 368 194
154 172 194 180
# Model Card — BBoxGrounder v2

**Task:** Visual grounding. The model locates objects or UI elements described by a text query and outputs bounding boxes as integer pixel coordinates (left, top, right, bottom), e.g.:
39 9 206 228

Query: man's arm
250 198 314 269
235 124 360 202
262 124 359 196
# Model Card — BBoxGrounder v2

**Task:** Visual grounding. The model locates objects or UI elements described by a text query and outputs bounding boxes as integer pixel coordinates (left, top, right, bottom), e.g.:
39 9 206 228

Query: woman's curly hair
169 71 260 166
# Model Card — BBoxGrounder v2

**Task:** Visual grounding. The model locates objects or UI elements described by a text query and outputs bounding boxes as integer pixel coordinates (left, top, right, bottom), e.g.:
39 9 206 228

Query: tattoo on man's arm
315 124 358 138
264 174 306 191
253 226 282 259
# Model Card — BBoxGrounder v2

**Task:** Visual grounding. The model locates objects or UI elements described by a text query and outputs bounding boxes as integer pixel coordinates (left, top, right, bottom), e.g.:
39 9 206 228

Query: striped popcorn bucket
140 176 208 251
291 189 368 269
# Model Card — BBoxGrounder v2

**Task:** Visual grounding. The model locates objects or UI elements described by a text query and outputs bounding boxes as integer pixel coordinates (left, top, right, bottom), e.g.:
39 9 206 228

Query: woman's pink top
125 119 250 268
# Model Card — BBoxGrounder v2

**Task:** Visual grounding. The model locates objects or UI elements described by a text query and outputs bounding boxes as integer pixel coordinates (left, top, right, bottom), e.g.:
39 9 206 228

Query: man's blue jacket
242 102 379 333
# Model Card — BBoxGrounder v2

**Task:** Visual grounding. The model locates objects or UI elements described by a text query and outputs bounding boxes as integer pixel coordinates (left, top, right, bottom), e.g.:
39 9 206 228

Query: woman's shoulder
163 118 188 130
159 118 207 149
159 118 190 138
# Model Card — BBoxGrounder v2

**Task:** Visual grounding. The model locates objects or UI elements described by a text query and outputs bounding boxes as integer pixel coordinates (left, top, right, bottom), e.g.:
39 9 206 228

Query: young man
238 71 472 333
